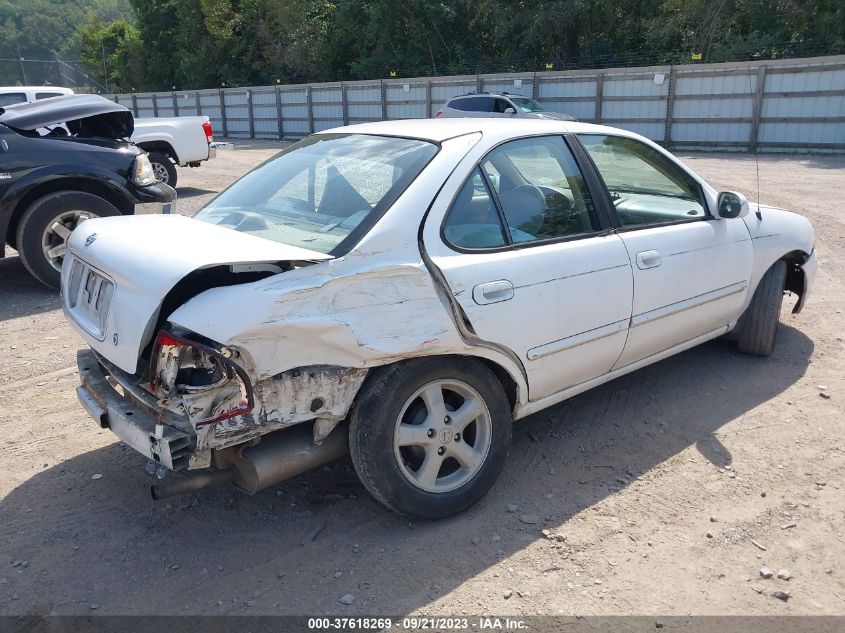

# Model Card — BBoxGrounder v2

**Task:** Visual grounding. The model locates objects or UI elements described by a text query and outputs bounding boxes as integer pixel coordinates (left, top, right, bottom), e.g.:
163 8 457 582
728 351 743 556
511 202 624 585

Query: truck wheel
148 152 178 187
736 260 787 356
16 191 119 289
349 357 512 518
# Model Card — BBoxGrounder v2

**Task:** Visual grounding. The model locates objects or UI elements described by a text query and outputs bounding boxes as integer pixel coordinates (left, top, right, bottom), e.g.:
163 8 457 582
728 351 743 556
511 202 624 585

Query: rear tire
16 191 120 289
349 357 512 519
148 152 178 187
736 260 787 356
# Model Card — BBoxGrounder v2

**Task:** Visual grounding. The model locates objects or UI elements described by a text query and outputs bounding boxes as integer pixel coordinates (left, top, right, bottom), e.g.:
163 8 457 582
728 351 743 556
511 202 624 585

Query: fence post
663 66 677 147
152 93 159 117
219 88 229 138
380 80 388 121
275 85 284 140
476 74 483 93
341 83 349 126
425 80 432 118
749 66 767 153
532 73 539 101
594 73 604 124
195 91 202 116
306 87 314 134
247 89 255 138
172 91 179 116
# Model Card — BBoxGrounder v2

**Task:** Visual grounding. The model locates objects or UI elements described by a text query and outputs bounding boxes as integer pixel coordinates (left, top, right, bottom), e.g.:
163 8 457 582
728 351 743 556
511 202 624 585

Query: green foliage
0 0 132 59
79 18 144 91
9 0 845 91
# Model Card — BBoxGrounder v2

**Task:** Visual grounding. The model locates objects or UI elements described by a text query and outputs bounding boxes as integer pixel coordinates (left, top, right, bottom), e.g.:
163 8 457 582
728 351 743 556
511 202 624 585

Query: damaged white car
64 119 816 518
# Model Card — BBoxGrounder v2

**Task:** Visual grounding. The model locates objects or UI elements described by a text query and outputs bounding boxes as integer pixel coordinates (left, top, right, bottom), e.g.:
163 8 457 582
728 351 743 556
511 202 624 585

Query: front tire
349 357 512 518
736 260 787 356
16 191 120 288
148 152 178 187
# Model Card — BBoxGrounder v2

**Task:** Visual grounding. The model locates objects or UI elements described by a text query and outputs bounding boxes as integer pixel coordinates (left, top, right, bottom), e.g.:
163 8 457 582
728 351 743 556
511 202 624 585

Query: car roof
448 92 525 99
0 86 74 93
319 118 639 144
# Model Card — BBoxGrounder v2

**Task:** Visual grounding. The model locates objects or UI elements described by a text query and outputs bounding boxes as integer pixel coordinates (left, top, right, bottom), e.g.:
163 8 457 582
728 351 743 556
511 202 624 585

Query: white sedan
63 119 816 518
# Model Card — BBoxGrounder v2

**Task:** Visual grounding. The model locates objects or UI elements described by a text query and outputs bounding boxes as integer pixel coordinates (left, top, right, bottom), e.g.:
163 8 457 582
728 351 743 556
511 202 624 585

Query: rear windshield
0 93 26 107
450 96 493 112
194 134 438 256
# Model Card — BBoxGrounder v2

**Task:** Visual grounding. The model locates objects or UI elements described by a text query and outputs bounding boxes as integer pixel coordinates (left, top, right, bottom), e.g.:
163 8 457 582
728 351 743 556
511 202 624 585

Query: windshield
194 134 438 256
511 97 545 113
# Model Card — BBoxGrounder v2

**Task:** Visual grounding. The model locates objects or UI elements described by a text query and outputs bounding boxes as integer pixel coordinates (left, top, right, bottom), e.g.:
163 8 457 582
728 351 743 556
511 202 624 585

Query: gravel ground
1 139 843 617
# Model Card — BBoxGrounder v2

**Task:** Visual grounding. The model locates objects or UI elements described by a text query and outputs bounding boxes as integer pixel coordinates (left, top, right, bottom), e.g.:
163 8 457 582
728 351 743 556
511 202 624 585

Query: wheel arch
137 141 179 163
351 352 523 421
742 248 811 319
782 249 811 314
5 178 134 248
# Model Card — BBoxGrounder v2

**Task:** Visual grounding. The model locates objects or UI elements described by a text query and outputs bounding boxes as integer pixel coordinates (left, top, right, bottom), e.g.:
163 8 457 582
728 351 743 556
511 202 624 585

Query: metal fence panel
674 122 750 143
765 68 845 92
539 77 597 98
676 73 758 96
759 121 845 145
481 77 534 98
674 97 753 118
104 54 845 151
603 76 667 98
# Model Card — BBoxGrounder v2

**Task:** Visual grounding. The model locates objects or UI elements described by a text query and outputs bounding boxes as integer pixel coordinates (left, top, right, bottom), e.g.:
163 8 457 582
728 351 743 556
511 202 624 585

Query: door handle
636 250 662 269
473 280 514 305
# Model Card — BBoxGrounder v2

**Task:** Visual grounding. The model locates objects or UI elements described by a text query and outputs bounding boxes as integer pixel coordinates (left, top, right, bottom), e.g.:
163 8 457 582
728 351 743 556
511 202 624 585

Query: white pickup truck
1 86 216 188
132 116 217 187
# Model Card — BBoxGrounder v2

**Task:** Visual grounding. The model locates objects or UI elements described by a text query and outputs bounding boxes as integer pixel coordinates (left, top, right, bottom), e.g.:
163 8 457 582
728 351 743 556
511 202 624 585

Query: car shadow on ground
0 251 60 321
0 325 813 615
175 186 217 199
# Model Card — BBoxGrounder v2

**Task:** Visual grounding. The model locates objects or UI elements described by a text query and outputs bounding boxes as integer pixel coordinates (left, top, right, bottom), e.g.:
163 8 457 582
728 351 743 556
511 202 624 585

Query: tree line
5 1 844 92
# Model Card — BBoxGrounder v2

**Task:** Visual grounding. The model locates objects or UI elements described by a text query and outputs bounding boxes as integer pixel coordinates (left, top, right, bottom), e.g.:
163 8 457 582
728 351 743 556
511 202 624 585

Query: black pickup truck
0 94 176 288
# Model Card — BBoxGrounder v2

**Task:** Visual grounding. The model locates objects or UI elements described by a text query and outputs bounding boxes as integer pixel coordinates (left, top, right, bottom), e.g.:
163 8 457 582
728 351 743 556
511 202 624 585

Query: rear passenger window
443 168 507 249
36 92 64 100
450 96 492 112
443 137 600 250
0 92 26 107
482 137 598 243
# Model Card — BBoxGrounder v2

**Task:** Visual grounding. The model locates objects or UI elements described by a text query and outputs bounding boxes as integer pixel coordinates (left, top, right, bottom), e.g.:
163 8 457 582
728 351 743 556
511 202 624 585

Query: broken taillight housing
149 330 252 426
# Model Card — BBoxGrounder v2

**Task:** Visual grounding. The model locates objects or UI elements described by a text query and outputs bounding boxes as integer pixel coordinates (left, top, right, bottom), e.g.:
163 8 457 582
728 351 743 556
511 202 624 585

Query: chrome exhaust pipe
150 468 234 500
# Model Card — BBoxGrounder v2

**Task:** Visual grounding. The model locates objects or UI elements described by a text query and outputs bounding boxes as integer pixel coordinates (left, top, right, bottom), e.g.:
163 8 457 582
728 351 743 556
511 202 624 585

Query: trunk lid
62 214 330 373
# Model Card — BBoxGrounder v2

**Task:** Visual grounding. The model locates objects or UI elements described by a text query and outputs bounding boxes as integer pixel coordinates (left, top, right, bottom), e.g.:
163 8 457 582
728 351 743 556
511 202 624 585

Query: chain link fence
0 58 104 93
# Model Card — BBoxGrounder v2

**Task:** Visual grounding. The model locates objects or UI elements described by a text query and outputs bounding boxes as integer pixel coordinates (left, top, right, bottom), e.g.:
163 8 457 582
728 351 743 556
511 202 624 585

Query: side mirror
716 191 749 219
504 107 516 115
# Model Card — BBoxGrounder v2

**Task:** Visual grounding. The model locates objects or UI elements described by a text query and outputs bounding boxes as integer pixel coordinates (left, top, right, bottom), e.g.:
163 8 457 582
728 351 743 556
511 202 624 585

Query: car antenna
754 149 762 220
749 67 763 220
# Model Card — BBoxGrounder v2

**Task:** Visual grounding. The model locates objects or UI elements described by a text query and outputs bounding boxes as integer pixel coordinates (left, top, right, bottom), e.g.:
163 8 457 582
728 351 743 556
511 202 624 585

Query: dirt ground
1 140 843 617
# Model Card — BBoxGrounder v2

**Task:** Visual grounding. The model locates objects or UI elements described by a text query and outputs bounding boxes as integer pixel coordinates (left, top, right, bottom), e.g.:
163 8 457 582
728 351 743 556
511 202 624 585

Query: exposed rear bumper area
76 348 351 500
76 349 194 470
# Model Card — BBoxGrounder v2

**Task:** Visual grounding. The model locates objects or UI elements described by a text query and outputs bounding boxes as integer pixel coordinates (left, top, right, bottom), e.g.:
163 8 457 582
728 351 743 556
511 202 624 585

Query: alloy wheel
393 379 492 493
41 210 93 272
152 161 170 184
